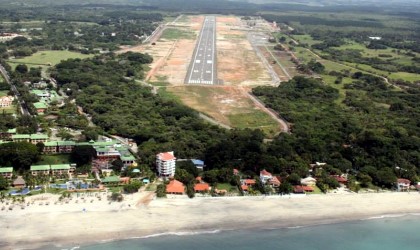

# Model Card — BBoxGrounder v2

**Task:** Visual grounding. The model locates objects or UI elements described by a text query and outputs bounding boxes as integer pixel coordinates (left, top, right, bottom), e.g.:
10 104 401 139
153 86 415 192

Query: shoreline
1 192 420 249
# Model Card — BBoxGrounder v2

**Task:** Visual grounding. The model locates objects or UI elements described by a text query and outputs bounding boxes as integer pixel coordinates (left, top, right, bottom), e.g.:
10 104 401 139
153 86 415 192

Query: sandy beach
1 192 420 249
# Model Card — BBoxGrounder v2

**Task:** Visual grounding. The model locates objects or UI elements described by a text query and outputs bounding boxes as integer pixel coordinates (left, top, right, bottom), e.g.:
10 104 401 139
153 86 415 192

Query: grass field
216 183 238 193
7 50 93 76
0 90 9 96
36 154 71 165
160 28 196 40
166 86 281 137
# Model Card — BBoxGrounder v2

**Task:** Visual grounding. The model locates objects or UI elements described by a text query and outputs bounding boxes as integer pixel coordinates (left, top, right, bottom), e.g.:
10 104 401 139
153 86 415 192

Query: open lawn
0 90 9 96
7 50 93 76
36 154 71 165
216 183 238 193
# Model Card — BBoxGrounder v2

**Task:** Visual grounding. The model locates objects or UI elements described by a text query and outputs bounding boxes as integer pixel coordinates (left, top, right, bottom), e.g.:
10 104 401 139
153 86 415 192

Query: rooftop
101 175 120 183
158 152 176 161
30 134 48 140
30 165 50 171
0 167 13 173
166 179 184 193
12 134 30 139
194 183 210 192
50 164 71 170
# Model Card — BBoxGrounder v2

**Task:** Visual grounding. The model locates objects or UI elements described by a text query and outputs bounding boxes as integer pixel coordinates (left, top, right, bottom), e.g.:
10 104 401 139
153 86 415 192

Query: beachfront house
260 169 273 183
397 178 411 192
156 151 176 178
268 176 281 187
242 179 256 187
166 179 185 195
194 183 210 193
30 165 50 176
301 177 317 186
0 167 13 179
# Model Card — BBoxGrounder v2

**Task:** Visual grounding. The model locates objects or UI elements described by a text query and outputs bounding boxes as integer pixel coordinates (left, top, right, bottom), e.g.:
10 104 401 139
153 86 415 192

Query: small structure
241 185 249 192
243 179 256 186
191 159 205 170
332 175 348 185
293 185 304 194
156 151 176 178
397 178 411 192
260 169 273 183
301 177 317 186
166 179 185 195
34 102 48 114
0 167 13 179
101 175 121 185
302 186 314 192
13 176 26 189
233 169 239 176
194 183 210 193
368 36 382 40
0 96 14 107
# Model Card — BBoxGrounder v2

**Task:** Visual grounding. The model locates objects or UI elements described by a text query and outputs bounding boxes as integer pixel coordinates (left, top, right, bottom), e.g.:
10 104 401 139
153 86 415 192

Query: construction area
119 15 291 137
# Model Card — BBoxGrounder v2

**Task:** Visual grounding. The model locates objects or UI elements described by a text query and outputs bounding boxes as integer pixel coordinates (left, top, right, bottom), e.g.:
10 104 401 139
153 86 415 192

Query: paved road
0 64 31 116
186 16 217 85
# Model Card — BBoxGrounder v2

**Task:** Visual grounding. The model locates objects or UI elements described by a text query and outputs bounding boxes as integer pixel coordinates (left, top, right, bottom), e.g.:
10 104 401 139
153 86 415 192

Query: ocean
60 214 420 250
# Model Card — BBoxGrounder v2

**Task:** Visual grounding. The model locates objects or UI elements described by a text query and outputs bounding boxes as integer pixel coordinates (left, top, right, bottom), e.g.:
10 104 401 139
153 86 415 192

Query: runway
185 16 217 85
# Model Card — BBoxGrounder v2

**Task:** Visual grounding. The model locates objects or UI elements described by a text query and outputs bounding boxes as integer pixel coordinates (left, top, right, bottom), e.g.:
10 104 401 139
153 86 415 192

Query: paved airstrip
185 16 217 85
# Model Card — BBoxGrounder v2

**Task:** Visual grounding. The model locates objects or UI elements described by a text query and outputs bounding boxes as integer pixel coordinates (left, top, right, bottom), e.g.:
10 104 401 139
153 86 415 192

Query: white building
397 178 410 192
156 151 176 178
0 96 14 107
260 169 273 183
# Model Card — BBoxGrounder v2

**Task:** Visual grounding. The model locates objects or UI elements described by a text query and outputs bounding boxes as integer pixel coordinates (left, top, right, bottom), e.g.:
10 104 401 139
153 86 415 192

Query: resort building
260 169 273 183
30 165 50 176
0 167 13 179
156 151 176 178
0 128 16 140
50 164 72 176
166 179 185 195
11 134 30 142
0 96 14 107
30 134 48 144
101 175 121 185
397 178 411 192
34 102 47 114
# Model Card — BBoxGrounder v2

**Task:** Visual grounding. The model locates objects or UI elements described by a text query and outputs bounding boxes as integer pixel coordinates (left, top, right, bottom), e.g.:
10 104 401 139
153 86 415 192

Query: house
332 175 348 184
13 176 26 188
0 167 13 179
397 178 411 192
50 164 71 176
101 175 121 185
194 183 210 193
243 179 256 186
241 185 249 192
293 185 304 194
260 169 272 183
0 96 14 107
166 179 185 195
30 165 50 176
30 134 48 144
301 177 317 186
156 151 176 178
302 186 314 192
34 102 48 114
191 159 205 170
268 176 281 187
31 89 50 98
120 154 136 168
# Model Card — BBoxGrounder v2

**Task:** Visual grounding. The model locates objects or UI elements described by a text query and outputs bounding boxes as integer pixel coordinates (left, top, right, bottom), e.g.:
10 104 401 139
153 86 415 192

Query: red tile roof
244 179 256 185
260 169 272 177
397 178 411 185
194 183 210 192
269 176 281 186
158 152 176 161
293 185 304 193
302 186 314 192
241 185 249 191
332 175 348 183
166 180 185 194
195 176 202 182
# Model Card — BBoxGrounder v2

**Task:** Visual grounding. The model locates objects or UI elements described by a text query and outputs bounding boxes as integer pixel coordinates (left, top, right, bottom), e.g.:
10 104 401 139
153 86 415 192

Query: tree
0 142 40 170
278 181 293 194
111 159 124 172
70 145 96 166
286 173 301 185
123 180 142 193
175 168 194 185
156 184 166 198
15 64 28 74
36 142 45 153
57 129 73 140
0 176 8 190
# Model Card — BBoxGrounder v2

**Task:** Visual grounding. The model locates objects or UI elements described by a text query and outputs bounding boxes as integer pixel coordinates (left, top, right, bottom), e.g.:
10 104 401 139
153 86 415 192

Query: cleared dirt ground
216 16 272 86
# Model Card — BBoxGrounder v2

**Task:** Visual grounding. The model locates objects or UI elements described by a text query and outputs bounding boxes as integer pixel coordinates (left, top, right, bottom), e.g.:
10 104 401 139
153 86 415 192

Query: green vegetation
228 111 279 136
36 154 71 165
160 28 196 40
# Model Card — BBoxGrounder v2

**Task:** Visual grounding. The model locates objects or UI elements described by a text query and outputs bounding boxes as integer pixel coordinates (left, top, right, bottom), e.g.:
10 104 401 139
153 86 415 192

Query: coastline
1 192 420 249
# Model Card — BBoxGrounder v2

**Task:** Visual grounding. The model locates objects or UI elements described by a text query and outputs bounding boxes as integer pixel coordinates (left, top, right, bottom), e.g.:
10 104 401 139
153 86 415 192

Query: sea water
61 215 420 250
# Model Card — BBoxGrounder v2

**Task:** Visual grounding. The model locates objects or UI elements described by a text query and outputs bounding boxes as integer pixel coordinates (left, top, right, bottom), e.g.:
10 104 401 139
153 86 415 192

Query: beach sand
1 192 420 249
